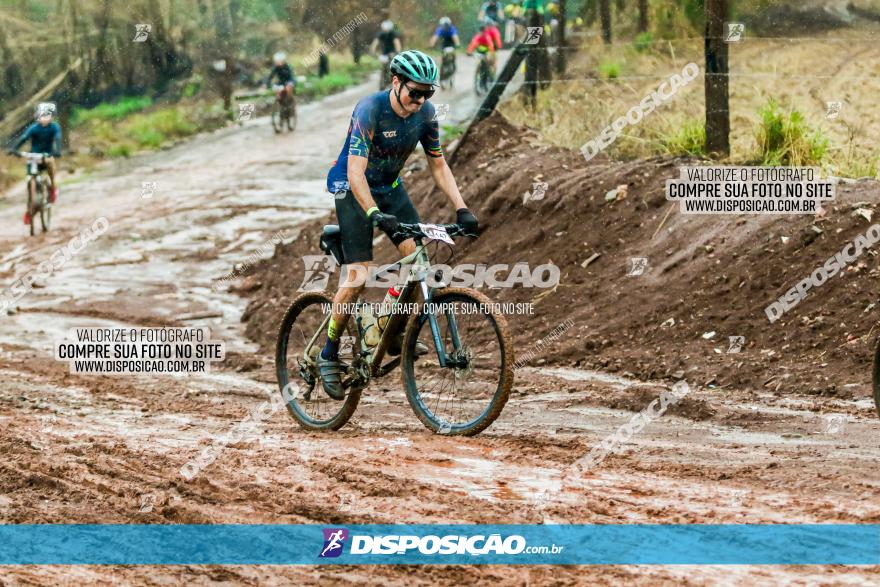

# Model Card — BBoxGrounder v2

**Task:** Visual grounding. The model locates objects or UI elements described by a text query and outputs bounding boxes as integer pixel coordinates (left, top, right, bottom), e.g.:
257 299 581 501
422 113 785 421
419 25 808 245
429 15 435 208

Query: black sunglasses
403 83 435 101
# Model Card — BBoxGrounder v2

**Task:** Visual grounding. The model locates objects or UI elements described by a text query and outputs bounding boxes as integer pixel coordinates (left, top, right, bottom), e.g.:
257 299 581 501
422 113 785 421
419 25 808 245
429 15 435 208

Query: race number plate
418 223 454 245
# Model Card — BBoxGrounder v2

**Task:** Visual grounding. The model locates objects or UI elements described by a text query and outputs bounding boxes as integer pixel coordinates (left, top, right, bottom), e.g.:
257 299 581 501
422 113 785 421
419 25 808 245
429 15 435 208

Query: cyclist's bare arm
426 156 466 210
429 35 438 47
346 155 379 216
394 38 402 53
370 39 379 54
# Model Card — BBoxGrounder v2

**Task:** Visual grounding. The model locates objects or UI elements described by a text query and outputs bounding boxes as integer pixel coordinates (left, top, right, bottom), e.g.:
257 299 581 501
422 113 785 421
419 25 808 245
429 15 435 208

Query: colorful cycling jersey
13 122 62 157
326 91 442 196
467 31 496 53
434 24 458 48
376 30 400 55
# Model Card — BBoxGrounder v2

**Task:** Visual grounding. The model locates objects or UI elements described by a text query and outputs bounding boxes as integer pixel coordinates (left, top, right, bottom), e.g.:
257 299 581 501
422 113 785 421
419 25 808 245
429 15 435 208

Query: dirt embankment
238 111 880 404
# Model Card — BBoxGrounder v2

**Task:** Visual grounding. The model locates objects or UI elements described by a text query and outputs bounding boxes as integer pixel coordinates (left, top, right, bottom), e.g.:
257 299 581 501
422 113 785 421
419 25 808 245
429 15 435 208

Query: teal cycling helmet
390 50 439 86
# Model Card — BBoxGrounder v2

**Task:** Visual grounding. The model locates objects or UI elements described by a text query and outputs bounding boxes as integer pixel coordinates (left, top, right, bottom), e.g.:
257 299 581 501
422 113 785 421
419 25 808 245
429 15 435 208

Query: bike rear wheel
275 292 362 431
401 288 514 436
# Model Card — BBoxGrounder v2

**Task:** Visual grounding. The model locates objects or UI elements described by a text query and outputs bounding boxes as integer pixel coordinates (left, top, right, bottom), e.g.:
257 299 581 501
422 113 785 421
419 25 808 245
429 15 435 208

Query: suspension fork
419 280 464 368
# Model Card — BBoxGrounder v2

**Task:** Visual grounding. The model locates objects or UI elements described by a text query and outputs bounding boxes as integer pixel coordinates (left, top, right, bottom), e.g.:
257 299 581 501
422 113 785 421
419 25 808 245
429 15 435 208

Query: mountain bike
439 47 456 90
473 50 494 96
271 84 297 133
275 222 515 436
14 151 52 236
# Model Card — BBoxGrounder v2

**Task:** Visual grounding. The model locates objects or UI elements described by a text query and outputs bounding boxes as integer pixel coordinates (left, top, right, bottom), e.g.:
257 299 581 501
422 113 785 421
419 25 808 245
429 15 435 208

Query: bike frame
23 153 49 204
302 236 464 385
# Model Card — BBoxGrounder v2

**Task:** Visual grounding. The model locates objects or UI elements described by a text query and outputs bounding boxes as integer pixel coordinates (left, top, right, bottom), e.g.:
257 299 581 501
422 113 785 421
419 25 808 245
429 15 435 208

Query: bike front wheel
275 292 362 431
401 288 514 436
27 181 36 237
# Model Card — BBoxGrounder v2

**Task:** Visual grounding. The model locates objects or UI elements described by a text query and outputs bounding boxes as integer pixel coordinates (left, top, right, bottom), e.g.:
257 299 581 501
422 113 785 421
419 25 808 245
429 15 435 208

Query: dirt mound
238 110 880 405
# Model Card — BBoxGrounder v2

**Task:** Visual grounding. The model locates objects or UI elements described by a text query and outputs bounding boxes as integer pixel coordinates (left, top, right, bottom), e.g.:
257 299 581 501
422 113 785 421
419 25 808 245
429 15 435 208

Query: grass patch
662 120 706 156
298 72 356 100
598 60 622 79
441 123 467 145
633 31 654 52
71 96 153 127
754 99 828 166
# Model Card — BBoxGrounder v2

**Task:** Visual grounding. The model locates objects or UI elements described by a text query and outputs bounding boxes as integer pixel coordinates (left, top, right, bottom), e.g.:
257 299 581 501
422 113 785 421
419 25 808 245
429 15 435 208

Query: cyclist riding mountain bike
266 52 296 98
467 25 498 69
10 104 62 213
371 20 402 58
429 16 460 50
321 49 479 399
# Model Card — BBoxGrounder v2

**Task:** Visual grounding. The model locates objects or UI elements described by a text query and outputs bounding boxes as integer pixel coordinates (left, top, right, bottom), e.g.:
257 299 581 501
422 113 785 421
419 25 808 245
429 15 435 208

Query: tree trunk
599 0 612 44
85 0 113 105
638 0 648 33
555 0 567 74
704 0 730 156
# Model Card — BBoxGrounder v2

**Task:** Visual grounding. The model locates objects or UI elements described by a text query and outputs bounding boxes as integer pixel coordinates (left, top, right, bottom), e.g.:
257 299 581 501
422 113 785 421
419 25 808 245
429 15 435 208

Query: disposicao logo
319 528 349 558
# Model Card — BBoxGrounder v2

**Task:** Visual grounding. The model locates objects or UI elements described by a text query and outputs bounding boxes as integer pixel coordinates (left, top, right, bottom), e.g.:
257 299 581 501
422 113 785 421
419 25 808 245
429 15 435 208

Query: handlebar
392 222 477 241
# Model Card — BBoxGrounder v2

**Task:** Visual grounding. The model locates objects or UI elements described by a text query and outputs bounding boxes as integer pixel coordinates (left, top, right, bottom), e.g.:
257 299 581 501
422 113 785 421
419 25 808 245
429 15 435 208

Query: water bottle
358 304 381 348
375 286 401 336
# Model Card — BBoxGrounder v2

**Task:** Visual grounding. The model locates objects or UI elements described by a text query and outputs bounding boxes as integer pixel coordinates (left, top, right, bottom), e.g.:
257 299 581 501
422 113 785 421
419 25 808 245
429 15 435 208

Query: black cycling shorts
334 182 420 263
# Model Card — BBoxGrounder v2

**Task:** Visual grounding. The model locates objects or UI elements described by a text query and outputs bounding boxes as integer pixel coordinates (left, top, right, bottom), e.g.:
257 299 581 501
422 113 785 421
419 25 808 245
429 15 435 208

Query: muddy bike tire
872 338 880 419
27 180 35 237
401 288 514 436
286 97 297 132
39 186 50 233
276 292 362 431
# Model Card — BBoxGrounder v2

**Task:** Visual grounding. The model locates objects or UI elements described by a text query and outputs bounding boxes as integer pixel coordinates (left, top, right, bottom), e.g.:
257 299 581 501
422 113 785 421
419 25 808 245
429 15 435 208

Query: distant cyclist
10 103 62 207
466 24 498 69
371 20 402 59
429 16 460 50
319 50 478 400
479 0 503 25
266 51 296 99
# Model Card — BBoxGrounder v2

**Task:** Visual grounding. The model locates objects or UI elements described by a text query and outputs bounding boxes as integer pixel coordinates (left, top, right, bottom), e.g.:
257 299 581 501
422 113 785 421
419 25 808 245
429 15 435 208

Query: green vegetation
71 96 153 127
633 32 654 53
441 123 467 144
754 99 828 166
662 120 706 156
82 103 214 158
598 60 622 80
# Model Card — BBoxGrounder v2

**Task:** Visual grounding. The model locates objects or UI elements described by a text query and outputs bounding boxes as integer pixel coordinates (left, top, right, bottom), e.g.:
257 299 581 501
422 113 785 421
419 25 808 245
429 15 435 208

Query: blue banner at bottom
0 524 877 565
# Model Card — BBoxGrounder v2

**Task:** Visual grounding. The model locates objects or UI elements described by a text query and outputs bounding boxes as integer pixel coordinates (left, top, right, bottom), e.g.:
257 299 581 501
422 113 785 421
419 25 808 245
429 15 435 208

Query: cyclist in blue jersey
10 104 62 203
319 50 479 400
430 16 460 50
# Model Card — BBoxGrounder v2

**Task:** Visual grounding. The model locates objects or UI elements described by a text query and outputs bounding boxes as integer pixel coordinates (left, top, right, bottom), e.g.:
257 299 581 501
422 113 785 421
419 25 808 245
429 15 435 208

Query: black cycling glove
456 208 478 234
370 210 400 238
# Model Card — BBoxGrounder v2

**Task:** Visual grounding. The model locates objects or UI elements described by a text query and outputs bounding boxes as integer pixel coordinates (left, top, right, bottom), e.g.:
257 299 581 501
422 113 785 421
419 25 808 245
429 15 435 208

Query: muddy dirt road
0 58 878 585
